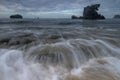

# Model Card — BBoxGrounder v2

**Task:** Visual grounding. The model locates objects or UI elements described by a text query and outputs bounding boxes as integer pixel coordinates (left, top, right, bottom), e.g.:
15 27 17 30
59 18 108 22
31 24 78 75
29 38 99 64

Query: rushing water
0 18 120 80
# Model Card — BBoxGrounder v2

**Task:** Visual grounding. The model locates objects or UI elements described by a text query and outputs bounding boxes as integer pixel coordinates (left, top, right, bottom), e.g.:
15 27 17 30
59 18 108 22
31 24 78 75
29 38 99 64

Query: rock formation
71 4 105 20
10 14 23 19
83 4 105 19
113 15 120 19
71 15 79 19
71 15 84 19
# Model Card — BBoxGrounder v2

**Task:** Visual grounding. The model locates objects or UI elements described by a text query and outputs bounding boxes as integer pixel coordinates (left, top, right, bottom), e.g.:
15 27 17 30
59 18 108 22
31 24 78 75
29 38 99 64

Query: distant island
10 14 23 19
72 4 105 20
113 15 120 19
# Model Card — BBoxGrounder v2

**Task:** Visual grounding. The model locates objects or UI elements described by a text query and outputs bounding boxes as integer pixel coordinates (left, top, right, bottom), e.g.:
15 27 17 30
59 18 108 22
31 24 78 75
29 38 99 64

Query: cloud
0 0 120 18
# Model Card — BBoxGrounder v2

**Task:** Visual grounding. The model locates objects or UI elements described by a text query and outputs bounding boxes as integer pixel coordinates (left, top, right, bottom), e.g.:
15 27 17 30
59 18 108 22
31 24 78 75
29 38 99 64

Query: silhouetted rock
83 4 105 19
114 15 120 19
79 16 84 19
71 15 79 19
10 14 23 19
71 4 105 20
71 15 84 19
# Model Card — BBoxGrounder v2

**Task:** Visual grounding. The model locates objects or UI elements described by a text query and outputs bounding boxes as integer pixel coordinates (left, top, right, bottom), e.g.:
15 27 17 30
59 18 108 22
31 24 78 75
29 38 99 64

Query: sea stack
10 14 23 19
83 4 105 19
71 4 105 20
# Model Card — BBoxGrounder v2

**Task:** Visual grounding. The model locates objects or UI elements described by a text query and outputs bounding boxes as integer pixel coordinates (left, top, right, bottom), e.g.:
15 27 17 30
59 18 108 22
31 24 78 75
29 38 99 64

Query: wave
25 39 120 68
0 20 32 24
0 46 120 80
65 57 120 80
0 38 120 80
0 19 120 80
0 19 120 26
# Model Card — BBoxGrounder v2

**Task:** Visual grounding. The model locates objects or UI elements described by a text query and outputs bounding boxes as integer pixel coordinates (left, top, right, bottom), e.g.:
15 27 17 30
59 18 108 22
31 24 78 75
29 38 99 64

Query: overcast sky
0 0 120 18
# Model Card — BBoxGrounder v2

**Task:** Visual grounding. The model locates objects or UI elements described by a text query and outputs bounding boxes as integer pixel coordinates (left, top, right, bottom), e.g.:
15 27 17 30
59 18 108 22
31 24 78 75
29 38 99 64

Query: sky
0 0 120 18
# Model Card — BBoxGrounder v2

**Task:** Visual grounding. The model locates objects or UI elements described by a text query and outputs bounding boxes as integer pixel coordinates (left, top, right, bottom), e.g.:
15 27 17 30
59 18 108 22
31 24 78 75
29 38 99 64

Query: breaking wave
0 19 120 80
0 38 120 80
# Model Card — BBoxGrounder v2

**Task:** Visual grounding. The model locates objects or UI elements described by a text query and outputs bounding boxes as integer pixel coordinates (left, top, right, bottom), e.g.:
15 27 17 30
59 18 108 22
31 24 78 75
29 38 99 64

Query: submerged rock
0 33 37 46
0 38 10 44
10 14 23 19
48 35 61 39
8 37 34 45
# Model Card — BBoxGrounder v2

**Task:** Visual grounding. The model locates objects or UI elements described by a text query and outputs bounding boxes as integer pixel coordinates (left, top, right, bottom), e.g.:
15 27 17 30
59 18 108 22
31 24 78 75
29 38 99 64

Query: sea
0 18 120 80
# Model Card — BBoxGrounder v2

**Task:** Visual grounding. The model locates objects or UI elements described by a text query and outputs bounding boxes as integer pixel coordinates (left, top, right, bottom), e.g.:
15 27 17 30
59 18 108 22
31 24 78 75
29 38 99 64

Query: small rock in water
48 34 61 39
8 37 36 45
0 38 10 44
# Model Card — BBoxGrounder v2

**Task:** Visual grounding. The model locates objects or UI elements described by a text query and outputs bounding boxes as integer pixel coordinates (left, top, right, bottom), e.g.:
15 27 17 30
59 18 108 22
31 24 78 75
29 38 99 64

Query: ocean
0 18 120 80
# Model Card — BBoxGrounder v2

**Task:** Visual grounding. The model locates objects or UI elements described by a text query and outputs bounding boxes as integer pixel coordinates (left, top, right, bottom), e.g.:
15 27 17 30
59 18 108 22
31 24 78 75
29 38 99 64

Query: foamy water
0 19 120 80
